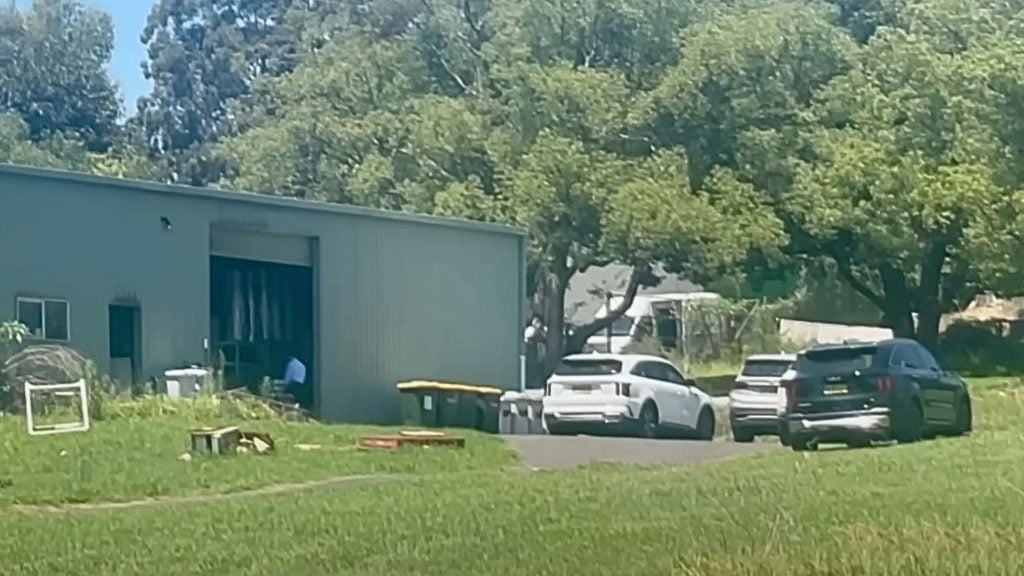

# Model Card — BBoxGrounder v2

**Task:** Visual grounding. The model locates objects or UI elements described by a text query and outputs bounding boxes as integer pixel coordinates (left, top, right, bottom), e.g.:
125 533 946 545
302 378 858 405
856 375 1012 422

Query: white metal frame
24 380 90 436
15 296 71 342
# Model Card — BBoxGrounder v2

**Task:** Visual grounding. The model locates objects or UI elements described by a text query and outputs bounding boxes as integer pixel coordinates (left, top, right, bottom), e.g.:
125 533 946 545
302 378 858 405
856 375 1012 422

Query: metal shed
0 164 526 423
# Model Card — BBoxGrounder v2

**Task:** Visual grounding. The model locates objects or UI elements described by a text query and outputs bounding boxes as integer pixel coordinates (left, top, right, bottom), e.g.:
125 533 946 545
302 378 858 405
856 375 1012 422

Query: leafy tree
648 0 1024 350
824 0 903 43
137 0 351 185
510 135 782 365
217 0 1024 359
222 12 783 371
221 34 427 203
645 1 856 190
0 113 90 169
0 0 120 152
0 111 161 179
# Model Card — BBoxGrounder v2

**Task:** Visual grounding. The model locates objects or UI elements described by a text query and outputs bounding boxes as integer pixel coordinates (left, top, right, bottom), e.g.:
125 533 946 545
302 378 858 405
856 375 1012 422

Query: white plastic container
163 367 210 398
499 390 545 435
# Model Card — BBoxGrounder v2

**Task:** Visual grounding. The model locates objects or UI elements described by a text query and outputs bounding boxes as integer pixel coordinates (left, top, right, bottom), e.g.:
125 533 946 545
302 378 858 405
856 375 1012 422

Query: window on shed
17 297 70 341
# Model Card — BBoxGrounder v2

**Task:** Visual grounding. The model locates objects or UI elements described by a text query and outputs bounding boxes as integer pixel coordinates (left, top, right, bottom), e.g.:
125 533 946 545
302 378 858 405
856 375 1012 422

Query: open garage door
210 228 313 268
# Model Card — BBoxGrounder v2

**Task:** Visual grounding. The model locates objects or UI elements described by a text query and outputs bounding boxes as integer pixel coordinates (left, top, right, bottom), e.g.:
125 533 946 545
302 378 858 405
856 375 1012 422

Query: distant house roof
564 263 702 325
0 164 526 238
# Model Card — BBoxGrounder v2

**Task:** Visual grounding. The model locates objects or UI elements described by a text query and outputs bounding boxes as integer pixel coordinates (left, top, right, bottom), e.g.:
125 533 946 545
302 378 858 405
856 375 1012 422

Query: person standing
524 314 547 389
524 314 546 344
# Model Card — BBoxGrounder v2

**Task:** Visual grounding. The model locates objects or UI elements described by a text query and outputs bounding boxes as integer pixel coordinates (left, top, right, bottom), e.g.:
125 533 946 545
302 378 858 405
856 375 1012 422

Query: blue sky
17 0 155 113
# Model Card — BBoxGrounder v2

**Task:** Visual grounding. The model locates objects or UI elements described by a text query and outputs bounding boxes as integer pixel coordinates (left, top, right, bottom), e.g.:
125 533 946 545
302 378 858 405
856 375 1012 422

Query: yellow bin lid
397 380 504 395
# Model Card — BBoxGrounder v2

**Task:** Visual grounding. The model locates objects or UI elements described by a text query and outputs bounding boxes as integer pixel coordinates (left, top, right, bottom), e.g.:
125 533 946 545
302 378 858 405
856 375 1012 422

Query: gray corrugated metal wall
0 166 524 424
322 213 523 422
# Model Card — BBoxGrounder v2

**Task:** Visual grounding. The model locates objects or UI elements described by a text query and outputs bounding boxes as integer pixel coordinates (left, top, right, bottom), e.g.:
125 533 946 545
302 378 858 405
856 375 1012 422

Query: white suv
542 354 716 440
727 353 796 442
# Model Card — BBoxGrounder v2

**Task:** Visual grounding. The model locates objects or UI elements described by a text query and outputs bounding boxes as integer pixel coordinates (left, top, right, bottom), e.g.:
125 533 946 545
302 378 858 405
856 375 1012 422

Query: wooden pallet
358 434 466 451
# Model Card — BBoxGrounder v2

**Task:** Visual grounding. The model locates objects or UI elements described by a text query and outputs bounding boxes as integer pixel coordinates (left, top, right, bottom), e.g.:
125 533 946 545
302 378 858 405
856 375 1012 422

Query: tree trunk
914 242 948 352
880 305 915 339
831 244 949 350
538 264 648 379
541 257 571 378
878 264 916 339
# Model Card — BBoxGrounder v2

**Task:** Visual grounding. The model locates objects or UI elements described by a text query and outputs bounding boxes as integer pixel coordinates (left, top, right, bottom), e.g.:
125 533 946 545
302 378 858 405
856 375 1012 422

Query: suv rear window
741 360 792 377
553 359 623 376
797 346 879 375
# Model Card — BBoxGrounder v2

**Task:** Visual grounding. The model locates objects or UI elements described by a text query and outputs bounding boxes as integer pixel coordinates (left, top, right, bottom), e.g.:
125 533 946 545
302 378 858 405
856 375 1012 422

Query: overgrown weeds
97 393 282 422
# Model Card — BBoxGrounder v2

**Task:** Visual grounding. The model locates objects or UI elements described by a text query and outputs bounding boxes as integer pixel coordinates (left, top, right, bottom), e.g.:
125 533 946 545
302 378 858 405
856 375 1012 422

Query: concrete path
505 435 775 470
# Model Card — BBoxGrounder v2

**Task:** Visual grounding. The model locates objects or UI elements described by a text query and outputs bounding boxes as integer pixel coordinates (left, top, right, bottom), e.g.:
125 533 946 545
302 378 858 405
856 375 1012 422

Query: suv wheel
790 436 817 452
952 395 973 436
893 400 924 444
778 423 791 447
732 425 755 443
637 403 659 439
695 408 715 441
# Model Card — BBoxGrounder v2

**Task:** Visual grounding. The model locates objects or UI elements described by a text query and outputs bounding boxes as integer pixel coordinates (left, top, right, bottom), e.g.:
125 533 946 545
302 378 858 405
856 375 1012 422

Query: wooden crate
190 426 242 455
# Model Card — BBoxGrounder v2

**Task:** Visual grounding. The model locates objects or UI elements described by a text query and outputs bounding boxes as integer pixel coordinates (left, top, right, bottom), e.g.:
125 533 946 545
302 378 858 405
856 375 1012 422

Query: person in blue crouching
283 355 310 409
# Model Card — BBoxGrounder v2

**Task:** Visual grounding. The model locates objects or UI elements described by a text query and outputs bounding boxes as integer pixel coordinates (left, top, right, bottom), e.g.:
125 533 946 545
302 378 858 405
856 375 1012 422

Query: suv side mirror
684 378 698 387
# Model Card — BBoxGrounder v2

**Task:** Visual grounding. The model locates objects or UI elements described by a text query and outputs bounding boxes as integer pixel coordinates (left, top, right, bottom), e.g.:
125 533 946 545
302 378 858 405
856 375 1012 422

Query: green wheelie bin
397 381 504 431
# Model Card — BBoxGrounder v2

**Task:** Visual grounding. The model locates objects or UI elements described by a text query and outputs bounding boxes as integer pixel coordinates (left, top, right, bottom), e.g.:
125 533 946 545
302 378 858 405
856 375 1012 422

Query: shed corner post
519 233 528 393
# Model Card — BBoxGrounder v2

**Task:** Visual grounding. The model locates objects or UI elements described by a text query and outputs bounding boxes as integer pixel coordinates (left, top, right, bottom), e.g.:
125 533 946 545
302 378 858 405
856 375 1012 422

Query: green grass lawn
0 397 516 506
3 384 1024 575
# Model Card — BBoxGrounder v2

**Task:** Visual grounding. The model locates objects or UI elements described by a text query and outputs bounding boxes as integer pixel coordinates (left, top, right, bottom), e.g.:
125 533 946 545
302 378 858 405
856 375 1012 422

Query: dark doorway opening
209 256 315 408
109 304 140 388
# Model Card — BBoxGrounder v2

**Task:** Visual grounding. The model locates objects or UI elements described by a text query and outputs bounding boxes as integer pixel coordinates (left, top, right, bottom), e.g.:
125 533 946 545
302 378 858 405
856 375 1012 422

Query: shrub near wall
940 322 1024 376
99 394 281 422
0 321 28 413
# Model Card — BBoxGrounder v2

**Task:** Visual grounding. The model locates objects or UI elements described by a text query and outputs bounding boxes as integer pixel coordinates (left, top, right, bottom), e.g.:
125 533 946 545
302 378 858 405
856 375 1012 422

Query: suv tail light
876 376 894 394
544 383 551 396
732 380 749 390
617 382 632 397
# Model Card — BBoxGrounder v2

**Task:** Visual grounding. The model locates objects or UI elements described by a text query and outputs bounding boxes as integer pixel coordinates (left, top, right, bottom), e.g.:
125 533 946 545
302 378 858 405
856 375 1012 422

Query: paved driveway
505 435 776 470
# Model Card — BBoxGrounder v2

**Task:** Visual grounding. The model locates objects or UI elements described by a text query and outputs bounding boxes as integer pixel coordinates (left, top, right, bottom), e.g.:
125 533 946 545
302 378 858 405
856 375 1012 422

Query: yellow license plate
823 384 848 396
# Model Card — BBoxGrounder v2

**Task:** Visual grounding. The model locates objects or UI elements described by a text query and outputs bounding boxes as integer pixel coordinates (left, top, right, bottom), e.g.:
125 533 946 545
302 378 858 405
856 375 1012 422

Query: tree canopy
135 0 351 185
7 0 1024 360
216 1 783 366
0 0 120 152
641 0 1024 349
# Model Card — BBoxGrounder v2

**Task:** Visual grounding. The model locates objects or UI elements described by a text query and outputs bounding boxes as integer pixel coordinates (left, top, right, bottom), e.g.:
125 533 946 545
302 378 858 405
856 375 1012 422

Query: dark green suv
780 339 972 451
